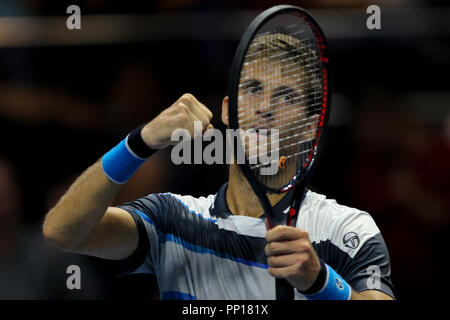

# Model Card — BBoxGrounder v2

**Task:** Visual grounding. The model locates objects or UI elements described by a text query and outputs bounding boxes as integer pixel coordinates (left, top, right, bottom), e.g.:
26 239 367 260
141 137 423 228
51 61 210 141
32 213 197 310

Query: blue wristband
101 135 147 184
305 263 351 300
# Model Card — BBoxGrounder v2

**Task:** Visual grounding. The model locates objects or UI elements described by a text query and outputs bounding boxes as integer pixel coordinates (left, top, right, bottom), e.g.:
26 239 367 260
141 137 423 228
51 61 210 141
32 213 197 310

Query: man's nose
256 99 273 119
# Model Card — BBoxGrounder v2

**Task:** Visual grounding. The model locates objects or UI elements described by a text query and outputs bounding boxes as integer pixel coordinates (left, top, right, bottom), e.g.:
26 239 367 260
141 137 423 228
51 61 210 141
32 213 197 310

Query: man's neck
226 164 286 218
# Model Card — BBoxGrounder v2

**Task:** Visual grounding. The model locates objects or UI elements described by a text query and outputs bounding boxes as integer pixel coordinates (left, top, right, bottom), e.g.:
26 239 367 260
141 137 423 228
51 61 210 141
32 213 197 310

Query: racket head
228 5 331 194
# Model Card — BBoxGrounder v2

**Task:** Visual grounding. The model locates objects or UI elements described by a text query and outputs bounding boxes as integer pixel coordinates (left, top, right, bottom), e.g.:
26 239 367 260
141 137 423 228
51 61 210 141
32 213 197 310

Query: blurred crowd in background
0 0 449 300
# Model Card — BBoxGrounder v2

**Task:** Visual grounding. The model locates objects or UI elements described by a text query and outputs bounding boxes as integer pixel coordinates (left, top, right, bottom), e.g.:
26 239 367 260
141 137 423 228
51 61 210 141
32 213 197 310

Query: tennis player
43 39 395 300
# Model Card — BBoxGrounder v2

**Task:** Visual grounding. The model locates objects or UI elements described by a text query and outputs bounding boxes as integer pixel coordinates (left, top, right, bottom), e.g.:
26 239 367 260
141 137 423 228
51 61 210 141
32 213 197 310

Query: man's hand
265 224 321 292
141 93 213 150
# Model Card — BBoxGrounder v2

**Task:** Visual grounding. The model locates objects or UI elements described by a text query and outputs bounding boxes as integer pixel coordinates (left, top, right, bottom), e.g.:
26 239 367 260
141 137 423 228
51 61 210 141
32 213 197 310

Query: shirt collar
209 182 296 220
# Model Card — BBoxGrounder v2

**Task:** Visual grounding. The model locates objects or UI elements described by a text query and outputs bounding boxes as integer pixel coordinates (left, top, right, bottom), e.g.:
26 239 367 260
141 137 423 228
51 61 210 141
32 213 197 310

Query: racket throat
287 207 296 226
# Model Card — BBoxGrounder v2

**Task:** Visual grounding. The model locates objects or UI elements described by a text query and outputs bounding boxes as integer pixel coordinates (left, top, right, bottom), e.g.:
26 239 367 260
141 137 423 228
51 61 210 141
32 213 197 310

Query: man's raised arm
42 94 213 260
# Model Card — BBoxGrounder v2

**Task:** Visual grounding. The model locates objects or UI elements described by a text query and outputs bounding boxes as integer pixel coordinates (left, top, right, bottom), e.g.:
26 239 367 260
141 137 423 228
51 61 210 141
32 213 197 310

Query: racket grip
276 278 294 300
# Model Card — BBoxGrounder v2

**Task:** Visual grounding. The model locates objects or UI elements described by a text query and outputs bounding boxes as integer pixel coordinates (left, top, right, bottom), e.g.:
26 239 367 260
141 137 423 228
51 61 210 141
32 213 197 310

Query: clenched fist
265 223 322 292
141 93 213 150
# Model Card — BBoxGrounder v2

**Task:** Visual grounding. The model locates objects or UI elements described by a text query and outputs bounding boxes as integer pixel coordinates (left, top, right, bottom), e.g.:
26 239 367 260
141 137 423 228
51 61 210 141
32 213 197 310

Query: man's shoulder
300 190 381 257
135 192 216 218
161 192 216 215
303 190 376 221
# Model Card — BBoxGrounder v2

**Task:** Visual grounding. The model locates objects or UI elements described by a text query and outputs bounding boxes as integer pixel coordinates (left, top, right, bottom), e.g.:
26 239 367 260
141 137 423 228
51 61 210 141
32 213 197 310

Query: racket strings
237 74 320 103
238 75 321 111
238 57 322 125
247 136 315 164
242 47 319 72
243 28 315 59
239 114 321 148
242 107 321 137
237 14 324 189
249 147 314 170
245 128 317 163
242 50 320 74
237 70 322 119
240 55 321 88
237 88 322 120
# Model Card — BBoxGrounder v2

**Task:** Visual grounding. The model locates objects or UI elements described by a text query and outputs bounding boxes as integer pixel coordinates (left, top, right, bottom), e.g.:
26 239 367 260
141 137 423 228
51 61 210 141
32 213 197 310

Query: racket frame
227 5 332 300
228 4 331 216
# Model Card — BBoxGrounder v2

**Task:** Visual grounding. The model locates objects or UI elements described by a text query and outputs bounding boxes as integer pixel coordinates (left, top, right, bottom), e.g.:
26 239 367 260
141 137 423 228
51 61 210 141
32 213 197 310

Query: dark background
0 0 448 300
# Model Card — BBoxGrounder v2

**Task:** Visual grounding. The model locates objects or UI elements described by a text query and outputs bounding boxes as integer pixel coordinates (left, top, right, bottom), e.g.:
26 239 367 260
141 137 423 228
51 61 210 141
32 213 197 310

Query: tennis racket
227 5 331 300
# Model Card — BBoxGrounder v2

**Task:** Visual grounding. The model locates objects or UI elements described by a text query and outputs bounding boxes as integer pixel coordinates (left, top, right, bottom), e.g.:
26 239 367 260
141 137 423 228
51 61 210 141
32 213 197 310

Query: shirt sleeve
116 194 170 276
339 233 395 298
310 203 396 298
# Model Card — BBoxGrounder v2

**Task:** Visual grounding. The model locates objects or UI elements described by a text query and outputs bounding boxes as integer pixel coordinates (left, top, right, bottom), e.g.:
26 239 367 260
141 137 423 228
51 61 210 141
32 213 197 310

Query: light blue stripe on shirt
130 209 268 269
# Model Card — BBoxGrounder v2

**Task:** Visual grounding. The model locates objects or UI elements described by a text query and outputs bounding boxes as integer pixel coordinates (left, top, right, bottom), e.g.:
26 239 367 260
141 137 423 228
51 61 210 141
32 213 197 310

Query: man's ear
222 96 229 126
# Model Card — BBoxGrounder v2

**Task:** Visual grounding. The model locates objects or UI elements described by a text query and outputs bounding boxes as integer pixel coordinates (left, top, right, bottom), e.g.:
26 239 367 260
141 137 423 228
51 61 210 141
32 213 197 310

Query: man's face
237 56 316 182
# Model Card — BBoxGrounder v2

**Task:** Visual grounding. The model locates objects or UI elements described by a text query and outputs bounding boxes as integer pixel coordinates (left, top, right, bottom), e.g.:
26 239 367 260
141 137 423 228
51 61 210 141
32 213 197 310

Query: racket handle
276 279 294 300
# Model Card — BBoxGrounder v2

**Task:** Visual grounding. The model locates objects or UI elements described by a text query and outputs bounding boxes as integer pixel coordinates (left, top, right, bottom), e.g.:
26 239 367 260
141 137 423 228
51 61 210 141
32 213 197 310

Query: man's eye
248 86 261 94
282 94 295 104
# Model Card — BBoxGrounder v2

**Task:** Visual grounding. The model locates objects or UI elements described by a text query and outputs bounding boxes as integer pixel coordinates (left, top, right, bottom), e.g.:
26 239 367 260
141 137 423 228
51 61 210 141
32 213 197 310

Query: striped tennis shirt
118 183 395 300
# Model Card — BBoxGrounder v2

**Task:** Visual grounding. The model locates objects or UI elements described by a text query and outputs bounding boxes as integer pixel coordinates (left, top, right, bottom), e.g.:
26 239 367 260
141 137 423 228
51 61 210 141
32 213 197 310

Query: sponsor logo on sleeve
343 232 360 249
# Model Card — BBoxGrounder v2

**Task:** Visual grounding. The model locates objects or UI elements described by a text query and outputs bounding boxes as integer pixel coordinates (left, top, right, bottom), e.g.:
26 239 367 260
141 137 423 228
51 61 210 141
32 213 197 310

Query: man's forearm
43 160 121 250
